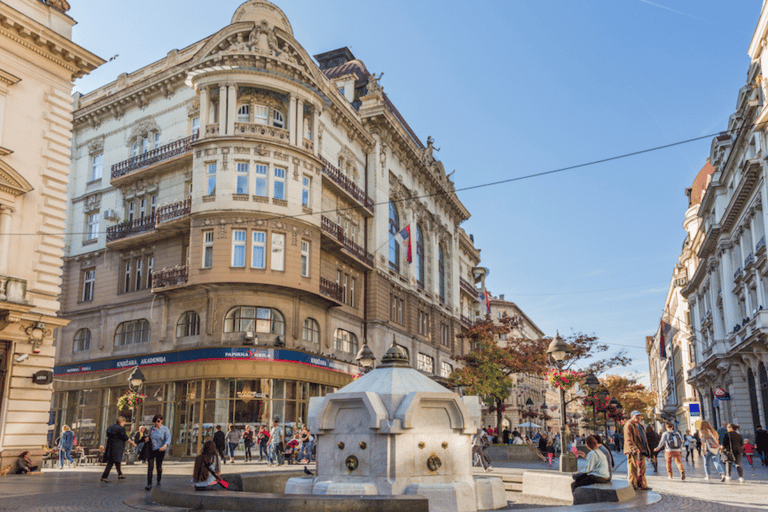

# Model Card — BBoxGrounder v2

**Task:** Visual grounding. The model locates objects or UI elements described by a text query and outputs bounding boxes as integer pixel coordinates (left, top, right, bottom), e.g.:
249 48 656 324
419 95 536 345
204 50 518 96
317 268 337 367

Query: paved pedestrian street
0 453 765 512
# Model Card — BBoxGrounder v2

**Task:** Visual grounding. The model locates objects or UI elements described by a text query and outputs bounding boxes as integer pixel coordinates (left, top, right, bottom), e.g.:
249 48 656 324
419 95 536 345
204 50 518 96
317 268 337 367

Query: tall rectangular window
252 231 266 269
254 164 268 197
440 361 453 378
142 137 150 153
302 175 311 206
349 277 356 307
441 323 450 346
417 353 434 374
135 258 143 290
153 132 160 149
128 202 135 222
150 195 157 217
342 274 349 304
254 105 268 125
202 230 214 268
86 212 99 241
123 260 132 293
273 167 286 200
82 269 95 302
300 240 310 277
147 256 154 289
232 229 246 267
90 153 103 181
206 162 217 196
192 117 200 137
236 162 249 194
271 233 285 271
139 198 146 218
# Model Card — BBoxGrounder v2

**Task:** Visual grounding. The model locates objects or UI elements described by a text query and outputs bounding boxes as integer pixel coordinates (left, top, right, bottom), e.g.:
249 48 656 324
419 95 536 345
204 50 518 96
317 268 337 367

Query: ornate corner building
680 1 768 440
52 1 483 456
0 0 103 466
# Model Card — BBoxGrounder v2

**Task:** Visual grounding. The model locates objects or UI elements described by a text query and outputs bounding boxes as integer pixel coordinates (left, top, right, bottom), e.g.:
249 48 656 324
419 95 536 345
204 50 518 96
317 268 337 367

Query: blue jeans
59 447 73 467
703 453 724 477
228 443 238 458
259 443 268 460
268 443 280 465
301 440 314 461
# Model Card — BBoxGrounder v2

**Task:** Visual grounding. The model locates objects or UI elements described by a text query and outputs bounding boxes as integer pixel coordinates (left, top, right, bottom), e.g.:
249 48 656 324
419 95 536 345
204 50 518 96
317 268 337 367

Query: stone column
288 94 297 146
297 98 305 148
199 86 209 138
720 247 737 335
227 83 237 136
0 205 13 276
312 108 319 156
218 84 227 136
729 363 754 436
760 172 768 256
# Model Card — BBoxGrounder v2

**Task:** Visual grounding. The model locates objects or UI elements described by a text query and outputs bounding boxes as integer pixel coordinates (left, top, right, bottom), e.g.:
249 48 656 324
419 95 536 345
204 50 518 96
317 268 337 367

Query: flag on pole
478 290 491 315
394 225 412 264
659 320 678 359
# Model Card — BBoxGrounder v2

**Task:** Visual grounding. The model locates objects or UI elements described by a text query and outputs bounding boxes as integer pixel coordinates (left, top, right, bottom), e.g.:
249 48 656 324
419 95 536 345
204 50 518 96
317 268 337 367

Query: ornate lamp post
355 342 376 374
584 372 599 434
546 332 573 472
126 366 145 465
540 402 548 434
608 397 622 437
597 389 609 435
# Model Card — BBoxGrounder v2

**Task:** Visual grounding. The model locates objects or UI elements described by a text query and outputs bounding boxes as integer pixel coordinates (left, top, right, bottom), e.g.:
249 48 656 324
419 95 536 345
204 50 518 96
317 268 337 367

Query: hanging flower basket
117 391 147 411
545 368 584 391
521 410 539 419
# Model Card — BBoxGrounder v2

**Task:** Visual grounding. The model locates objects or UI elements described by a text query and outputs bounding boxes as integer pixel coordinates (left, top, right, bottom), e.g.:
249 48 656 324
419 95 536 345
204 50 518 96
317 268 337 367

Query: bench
573 480 635 505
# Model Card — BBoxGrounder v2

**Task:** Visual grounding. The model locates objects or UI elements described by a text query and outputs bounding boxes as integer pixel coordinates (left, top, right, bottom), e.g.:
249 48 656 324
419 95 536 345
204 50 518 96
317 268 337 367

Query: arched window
302 318 320 344
416 224 425 289
438 245 446 304
73 328 91 352
114 319 150 346
224 306 285 335
273 110 285 129
237 104 250 123
333 328 358 354
176 311 200 338
389 201 400 272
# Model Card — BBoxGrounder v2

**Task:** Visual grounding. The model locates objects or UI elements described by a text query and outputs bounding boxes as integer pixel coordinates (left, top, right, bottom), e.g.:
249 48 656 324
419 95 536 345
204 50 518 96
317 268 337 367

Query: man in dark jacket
755 425 768 466
213 425 227 464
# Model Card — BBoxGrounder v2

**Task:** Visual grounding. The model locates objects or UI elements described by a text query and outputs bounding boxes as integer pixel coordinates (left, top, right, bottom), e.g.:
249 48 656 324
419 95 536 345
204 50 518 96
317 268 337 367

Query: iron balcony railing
157 198 191 224
319 156 374 214
320 276 344 302
151 265 188 290
106 215 156 242
320 216 373 267
111 134 197 180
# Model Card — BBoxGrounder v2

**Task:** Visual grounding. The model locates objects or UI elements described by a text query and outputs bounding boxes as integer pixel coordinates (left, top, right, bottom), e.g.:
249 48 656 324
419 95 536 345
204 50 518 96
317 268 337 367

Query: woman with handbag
192 440 228 491
722 424 745 482
699 420 725 481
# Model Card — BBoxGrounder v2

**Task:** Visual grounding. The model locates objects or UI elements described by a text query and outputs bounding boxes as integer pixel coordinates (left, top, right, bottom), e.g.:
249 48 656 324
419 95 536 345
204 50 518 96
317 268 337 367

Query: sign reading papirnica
53 347 356 376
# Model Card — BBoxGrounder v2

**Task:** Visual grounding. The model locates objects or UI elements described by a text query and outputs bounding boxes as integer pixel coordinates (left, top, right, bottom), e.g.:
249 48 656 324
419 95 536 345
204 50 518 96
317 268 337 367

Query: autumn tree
601 374 655 423
450 315 550 431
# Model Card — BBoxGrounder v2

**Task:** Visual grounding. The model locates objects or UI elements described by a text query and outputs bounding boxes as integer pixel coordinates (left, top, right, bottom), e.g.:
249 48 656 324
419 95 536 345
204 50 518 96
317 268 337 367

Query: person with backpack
213 425 227 464
654 422 685 480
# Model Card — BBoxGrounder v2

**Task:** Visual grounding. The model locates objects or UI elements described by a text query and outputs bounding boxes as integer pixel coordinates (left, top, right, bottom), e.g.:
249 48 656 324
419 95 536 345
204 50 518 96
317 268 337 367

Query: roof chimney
314 47 356 70
499 294 505 301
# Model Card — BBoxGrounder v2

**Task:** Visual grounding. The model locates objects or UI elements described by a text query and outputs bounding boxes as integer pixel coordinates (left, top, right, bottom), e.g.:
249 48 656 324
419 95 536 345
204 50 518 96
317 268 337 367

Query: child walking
743 438 755 468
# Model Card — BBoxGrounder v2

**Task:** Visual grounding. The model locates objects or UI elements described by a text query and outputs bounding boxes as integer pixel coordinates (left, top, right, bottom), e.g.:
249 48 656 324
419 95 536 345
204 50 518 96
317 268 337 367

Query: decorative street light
128 366 145 392
355 342 376 374
546 332 573 472
585 372 599 434
126 366 145 465
540 402 548 433
608 397 622 437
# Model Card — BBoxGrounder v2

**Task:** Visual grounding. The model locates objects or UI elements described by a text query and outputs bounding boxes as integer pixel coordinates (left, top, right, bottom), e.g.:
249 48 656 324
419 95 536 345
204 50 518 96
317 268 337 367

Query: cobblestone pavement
0 453 764 511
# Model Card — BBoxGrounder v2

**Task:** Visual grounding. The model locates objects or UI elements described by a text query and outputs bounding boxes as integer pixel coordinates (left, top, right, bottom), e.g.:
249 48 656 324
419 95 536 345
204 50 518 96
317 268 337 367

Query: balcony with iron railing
106 215 156 243
320 215 373 268
156 198 192 225
319 156 374 215
319 276 344 303
111 134 197 181
757 236 767 254
151 265 188 291
459 277 477 297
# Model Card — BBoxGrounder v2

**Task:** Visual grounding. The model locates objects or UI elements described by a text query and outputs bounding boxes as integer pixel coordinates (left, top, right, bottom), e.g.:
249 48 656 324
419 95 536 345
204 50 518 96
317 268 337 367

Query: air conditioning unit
103 209 118 220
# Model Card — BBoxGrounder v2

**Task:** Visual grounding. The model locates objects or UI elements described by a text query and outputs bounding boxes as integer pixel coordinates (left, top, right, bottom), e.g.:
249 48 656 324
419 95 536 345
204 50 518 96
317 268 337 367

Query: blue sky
69 1 762 382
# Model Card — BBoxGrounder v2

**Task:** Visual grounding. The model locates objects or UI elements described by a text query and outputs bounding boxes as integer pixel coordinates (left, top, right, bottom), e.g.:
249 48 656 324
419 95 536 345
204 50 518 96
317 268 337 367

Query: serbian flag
478 290 491 314
394 225 412 264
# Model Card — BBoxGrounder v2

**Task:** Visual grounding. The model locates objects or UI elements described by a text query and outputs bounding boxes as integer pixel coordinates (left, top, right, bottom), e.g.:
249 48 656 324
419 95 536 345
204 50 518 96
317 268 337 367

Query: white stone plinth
405 482 476 512
473 477 506 511
312 480 378 495
521 470 574 503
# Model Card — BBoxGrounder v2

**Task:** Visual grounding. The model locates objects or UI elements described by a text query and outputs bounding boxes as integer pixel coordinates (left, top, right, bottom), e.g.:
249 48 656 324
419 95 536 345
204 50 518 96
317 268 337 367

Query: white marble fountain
285 343 507 512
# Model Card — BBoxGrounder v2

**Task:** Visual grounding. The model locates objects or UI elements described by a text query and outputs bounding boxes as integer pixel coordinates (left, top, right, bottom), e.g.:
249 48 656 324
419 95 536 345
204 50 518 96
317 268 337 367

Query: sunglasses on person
154 419 163 423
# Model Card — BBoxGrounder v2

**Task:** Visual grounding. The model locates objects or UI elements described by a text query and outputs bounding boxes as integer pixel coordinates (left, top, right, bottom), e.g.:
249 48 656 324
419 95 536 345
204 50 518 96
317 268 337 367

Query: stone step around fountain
521 470 635 505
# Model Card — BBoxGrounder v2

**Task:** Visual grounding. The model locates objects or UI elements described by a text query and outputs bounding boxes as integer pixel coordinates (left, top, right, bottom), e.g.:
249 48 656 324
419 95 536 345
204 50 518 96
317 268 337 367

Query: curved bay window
114 319 150 346
389 201 400 272
416 224 425 289
303 318 320 344
438 245 446 304
224 306 285 335
334 329 358 354
176 311 201 338
73 328 91 352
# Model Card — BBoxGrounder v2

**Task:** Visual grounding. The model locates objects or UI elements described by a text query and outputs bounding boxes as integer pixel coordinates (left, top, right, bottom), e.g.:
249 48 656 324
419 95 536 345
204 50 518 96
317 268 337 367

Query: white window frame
273 109 284 128
252 231 266 269
135 257 143 290
202 230 214 269
417 353 434 374
254 105 268 125
303 318 320 344
300 240 310 277
123 260 132 293
271 233 285 271
273 167 286 200
237 104 250 123
440 361 453 379
192 117 200 137
86 212 99 241
153 132 160 149
90 153 103 181
236 162 249 195
82 269 95 302
147 255 154 289
206 162 217 196
302 175 311 207
254 164 268 197
232 229 246 267
142 136 149 154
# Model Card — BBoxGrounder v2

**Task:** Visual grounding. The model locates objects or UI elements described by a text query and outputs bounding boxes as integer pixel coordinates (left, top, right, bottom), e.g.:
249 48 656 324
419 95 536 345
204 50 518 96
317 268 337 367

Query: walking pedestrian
699 420 725 481
242 425 254 463
145 414 171 491
213 425 227 464
755 425 768 466
684 429 696 462
58 425 75 469
101 416 136 483
645 425 659 473
225 424 240 463
743 438 755 468
623 410 651 491
693 430 702 457
472 427 492 472
722 424 745 483
257 426 270 461
268 417 284 467
654 422 685 480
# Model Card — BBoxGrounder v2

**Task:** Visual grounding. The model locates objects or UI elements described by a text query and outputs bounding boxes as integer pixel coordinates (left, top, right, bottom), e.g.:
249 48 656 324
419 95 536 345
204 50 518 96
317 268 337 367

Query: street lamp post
585 372 599 434
608 398 622 438
126 366 145 465
546 332 573 472
540 402 548 434
524 397 533 437
597 389 609 436
355 342 376 374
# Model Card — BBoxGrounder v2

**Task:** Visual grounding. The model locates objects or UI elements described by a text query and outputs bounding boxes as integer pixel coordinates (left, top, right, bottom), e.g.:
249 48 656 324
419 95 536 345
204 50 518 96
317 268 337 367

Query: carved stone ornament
88 137 104 155
248 21 279 56
187 98 200 117
84 193 101 213
127 118 161 145
367 73 384 95
45 0 70 13
426 454 442 473
345 455 358 472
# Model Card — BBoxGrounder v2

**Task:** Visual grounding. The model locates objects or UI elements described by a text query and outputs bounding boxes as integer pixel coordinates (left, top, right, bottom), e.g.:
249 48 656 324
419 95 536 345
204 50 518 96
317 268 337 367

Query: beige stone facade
53 1 483 457
0 0 102 467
